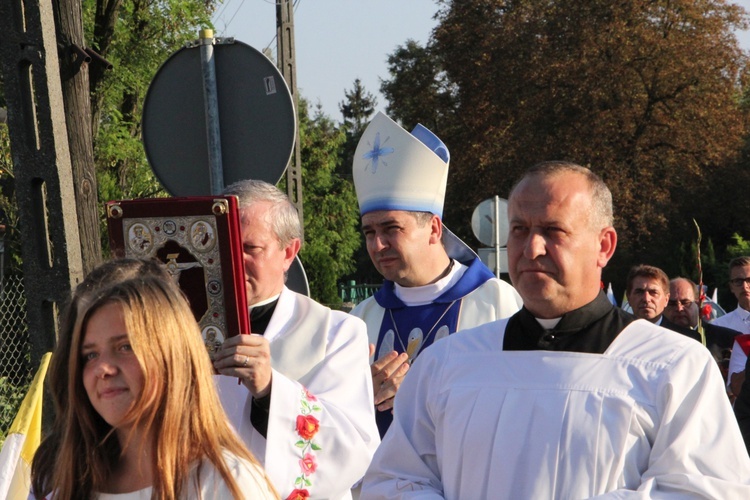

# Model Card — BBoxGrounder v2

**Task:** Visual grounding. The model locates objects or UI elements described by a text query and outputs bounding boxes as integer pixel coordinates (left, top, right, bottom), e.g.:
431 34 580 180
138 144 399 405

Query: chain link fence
0 273 31 445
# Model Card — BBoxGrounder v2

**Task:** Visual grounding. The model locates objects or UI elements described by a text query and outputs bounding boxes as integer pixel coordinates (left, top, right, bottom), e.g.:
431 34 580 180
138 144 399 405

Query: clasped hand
214 334 272 398
369 344 410 413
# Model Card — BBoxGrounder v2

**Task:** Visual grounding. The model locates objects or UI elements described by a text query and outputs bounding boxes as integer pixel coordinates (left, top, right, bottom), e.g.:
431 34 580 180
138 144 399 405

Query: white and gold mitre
353 112 449 217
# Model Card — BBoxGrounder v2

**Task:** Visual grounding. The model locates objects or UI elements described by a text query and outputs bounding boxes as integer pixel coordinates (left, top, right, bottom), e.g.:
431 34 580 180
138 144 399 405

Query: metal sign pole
199 29 224 195
494 195 501 278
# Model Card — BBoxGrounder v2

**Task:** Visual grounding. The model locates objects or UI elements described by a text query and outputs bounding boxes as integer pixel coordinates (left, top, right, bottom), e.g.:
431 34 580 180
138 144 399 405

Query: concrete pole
0 0 86 370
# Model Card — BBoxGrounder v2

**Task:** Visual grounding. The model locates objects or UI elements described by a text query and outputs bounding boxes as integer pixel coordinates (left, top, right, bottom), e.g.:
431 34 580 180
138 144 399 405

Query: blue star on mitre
362 132 394 174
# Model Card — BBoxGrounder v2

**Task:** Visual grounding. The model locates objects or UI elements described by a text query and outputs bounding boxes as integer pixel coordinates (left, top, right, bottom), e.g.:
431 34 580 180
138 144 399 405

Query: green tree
77 0 217 250
701 83 750 256
383 0 749 279
380 39 457 136
297 101 362 305
336 80 385 286
85 0 215 195
0 123 21 272
0 79 19 271
340 78 377 135
338 79 377 179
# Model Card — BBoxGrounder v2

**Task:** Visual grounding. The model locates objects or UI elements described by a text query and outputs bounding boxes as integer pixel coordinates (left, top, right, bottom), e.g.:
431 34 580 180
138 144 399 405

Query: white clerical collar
394 259 468 306
248 293 281 312
536 317 562 330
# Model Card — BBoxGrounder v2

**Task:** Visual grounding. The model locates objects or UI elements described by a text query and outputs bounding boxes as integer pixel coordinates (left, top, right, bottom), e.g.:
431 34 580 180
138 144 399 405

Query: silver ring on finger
242 355 249 367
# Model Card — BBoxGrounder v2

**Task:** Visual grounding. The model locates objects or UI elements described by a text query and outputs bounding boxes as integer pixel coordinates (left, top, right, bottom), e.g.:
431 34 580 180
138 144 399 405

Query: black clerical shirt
249 298 278 437
504 292 635 354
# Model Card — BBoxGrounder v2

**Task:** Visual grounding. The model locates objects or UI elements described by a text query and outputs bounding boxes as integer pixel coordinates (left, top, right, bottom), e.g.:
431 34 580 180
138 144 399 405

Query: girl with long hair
31 259 278 499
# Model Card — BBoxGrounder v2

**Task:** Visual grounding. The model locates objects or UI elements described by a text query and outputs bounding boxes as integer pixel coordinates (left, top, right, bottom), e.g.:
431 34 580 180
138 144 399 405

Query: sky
211 0 750 121
211 0 440 120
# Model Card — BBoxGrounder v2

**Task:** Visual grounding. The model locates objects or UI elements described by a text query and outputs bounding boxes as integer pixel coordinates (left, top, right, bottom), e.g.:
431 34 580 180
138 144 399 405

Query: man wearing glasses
710 257 750 398
712 256 750 333
724 256 750 452
663 277 738 384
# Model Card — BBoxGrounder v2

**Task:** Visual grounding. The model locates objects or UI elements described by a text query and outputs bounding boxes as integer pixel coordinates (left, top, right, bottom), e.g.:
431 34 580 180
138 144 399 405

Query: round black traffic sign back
142 40 295 196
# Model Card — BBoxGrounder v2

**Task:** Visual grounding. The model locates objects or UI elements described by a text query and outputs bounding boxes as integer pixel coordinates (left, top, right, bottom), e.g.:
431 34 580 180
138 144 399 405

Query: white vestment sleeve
591 340 750 498
263 314 380 499
361 344 447 499
727 339 747 382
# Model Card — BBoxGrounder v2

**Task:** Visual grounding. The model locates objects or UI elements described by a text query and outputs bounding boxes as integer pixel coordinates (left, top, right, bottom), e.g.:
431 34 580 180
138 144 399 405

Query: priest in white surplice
212 180 379 500
361 162 750 499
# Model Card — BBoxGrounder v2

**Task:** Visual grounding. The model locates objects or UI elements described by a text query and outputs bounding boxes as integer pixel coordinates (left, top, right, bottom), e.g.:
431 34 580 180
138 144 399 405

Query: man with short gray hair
362 161 750 498
213 179 380 499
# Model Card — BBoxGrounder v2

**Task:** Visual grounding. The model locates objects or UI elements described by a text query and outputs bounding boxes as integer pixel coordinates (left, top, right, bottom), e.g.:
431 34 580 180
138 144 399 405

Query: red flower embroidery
296 414 320 441
286 489 310 500
291 388 322 494
299 452 318 475
303 387 317 401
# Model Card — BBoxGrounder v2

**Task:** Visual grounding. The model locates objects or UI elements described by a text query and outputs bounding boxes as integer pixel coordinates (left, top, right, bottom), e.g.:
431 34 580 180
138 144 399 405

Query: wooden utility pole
276 0 304 241
55 0 103 274
0 0 85 367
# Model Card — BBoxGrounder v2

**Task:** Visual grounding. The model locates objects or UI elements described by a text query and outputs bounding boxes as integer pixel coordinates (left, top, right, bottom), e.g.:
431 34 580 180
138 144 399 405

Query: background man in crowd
664 277 738 384
362 161 750 498
713 256 750 334
710 257 750 396
733 335 750 452
213 180 379 499
350 112 522 436
625 264 672 324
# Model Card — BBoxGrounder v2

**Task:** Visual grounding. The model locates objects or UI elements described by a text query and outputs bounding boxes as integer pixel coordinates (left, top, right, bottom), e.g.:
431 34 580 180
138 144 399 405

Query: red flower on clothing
291 388 322 494
303 387 317 401
701 303 713 320
296 414 320 441
286 489 310 500
299 452 318 475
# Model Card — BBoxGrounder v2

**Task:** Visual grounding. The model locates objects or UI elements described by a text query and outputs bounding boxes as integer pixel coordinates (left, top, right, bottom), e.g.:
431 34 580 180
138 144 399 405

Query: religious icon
190 220 216 251
106 196 248 357
203 326 225 359
128 223 152 253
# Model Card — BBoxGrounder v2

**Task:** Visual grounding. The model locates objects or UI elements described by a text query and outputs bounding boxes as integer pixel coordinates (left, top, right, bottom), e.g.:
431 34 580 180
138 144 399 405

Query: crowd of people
27 112 750 498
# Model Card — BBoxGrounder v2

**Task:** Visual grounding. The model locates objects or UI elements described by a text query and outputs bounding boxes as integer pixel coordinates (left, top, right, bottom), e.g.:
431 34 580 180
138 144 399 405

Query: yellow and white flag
0 353 51 500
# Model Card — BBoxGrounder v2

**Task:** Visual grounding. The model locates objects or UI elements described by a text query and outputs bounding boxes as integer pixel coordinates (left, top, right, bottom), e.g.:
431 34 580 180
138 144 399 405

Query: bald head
664 278 699 328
